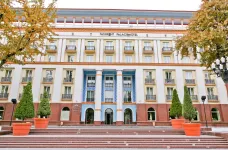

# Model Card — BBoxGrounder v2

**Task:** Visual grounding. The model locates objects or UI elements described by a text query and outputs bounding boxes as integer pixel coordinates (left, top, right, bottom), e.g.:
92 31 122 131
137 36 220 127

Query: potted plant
170 89 184 129
182 86 200 136
34 91 51 129
13 82 35 136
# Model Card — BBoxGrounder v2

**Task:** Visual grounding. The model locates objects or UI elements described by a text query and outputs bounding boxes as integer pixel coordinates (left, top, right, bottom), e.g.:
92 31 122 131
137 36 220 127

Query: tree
183 86 196 122
170 89 182 119
0 0 56 68
14 82 34 121
175 0 228 68
37 91 51 118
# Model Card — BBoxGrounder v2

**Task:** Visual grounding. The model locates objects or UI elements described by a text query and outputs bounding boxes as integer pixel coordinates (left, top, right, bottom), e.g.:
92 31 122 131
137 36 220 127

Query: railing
146 95 156 100
145 78 155 84
64 78 74 83
105 98 113 102
43 77 53 83
0 93 8 99
143 46 153 51
66 45 76 50
87 83 95 87
124 98 132 103
46 45 57 50
205 79 215 84
85 46 95 50
1 77 12 82
190 95 198 101
166 95 172 101
124 46 134 50
162 47 173 51
208 95 218 101
62 94 72 100
40 94 52 99
105 46 114 50
165 79 175 84
185 79 195 84
86 98 95 102
105 83 113 87
22 77 32 82
123 83 132 88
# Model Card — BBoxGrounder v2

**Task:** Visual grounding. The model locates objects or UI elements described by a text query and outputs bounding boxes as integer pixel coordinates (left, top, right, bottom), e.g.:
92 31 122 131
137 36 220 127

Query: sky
55 0 202 11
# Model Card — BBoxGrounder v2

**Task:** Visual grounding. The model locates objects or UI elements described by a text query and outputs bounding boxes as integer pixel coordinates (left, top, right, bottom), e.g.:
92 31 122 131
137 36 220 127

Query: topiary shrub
170 89 182 119
14 82 34 121
183 86 196 122
37 91 51 118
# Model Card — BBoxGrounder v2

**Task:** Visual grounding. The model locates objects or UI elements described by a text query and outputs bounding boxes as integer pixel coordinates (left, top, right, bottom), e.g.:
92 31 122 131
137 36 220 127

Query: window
211 108 220 121
183 56 190 63
87 76 96 84
167 87 173 95
105 91 114 101
164 56 171 63
146 87 153 95
105 76 114 84
144 56 152 63
207 88 214 95
106 55 113 63
187 87 194 95
46 70 53 78
185 71 193 79
125 56 132 63
86 55 94 62
165 72 172 79
0 107 4 120
26 70 32 77
48 55 55 62
88 41 94 46
106 41 113 46
123 76 132 85
148 108 156 121
64 86 71 94
66 70 73 79
162 42 169 48
44 86 50 93
69 40 76 45
87 90 95 101
146 71 152 79
193 108 200 121
68 55 74 62
205 72 210 79
124 91 132 102
144 42 150 46
125 41 132 46
60 107 70 121
5 70 12 77
1 86 8 94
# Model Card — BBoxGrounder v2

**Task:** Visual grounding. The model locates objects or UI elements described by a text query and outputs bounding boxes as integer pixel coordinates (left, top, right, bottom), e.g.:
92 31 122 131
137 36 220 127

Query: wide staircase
0 127 228 149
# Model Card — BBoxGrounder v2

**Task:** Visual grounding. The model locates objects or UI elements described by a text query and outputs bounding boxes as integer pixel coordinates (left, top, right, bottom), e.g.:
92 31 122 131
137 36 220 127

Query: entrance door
85 108 94 124
105 108 113 125
124 108 132 124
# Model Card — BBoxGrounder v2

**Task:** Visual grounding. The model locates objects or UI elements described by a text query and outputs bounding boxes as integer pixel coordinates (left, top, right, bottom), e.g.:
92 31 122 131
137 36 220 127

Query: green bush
37 91 51 118
14 82 34 121
183 86 196 122
170 89 182 119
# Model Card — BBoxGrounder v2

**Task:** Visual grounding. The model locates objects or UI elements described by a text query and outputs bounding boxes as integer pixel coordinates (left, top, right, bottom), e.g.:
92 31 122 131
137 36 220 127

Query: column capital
96 70 102 76
117 70 123 76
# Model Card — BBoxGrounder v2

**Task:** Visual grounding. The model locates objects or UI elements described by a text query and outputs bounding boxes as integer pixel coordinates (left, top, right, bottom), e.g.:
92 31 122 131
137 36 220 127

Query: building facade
0 9 228 125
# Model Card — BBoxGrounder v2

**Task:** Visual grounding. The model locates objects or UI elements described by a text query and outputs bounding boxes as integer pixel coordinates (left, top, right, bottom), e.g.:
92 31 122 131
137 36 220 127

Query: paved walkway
1 149 228 150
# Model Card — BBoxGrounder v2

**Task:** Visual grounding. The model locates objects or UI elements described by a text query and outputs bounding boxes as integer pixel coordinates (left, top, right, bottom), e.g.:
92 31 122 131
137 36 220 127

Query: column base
116 121 124 126
94 121 101 126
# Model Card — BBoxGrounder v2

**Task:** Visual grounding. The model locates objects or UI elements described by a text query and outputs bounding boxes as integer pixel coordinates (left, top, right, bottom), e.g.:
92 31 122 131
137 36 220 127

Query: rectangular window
125 56 132 63
48 55 55 62
167 87 173 95
165 72 172 79
124 91 132 102
105 76 114 83
106 41 113 46
106 55 113 63
87 90 95 101
26 70 32 77
1 86 8 93
164 56 171 63
5 70 12 77
86 55 94 62
146 87 153 95
88 41 94 46
144 42 150 46
46 70 53 78
44 86 50 93
69 40 76 45
207 88 214 95
183 56 190 63
185 71 193 79
163 42 169 48
144 56 152 63
105 91 113 99
64 86 71 94
146 71 152 79
87 76 96 84
187 87 194 95
125 41 132 46
123 76 132 84
68 55 74 62
205 72 210 79
66 70 73 79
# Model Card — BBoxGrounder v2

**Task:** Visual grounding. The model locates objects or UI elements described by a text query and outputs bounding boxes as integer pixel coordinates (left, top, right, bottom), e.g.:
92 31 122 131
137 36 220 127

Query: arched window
148 107 156 121
60 107 70 121
193 108 199 121
0 107 4 120
211 108 220 121
85 108 94 124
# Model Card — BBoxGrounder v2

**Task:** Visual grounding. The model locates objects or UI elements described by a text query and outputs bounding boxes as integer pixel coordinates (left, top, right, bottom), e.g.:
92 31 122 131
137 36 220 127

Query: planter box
34 118 49 129
171 119 185 129
183 123 201 136
12 122 32 136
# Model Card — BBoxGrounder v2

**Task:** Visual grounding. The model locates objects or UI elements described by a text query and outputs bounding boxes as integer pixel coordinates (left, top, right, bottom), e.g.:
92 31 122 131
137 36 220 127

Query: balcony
123 83 132 88
86 98 95 102
190 95 198 101
43 77 53 83
40 94 52 99
105 83 113 87
87 83 95 87
105 98 113 103
124 97 132 103
166 95 172 101
143 46 154 54
146 95 156 101
162 47 173 54
62 94 72 100
1 77 12 83
185 79 196 85
22 77 32 83
46 45 57 53
165 79 175 84
124 46 134 54
208 95 218 102
65 45 76 53
145 78 155 84
63 78 74 83
0 93 8 99
104 46 115 54
85 46 95 54
205 79 215 85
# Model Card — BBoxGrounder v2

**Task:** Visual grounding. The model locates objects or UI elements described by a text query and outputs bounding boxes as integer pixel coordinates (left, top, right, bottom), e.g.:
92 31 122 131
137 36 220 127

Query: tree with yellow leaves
0 0 56 68
175 0 228 68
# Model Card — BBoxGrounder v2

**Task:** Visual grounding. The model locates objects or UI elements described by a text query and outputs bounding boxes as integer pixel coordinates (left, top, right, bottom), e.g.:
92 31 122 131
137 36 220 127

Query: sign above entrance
100 33 138 37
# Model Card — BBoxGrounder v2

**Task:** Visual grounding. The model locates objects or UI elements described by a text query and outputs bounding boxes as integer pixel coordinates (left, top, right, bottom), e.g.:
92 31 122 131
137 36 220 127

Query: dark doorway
124 108 132 124
105 108 113 125
85 108 94 124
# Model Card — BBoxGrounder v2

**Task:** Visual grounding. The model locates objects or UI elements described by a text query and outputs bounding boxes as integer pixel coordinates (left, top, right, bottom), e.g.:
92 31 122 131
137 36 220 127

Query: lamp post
211 57 228 94
201 96 208 128
10 99 17 126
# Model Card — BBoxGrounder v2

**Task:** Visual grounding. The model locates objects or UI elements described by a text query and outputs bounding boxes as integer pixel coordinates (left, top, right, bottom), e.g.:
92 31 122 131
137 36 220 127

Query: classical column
115 40 119 62
80 39 85 62
57 39 62 62
60 39 66 62
94 70 102 125
119 40 123 62
76 39 81 62
116 70 123 125
52 67 63 102
32 67 42 103
96 39 100 62
135 40 139 63
100 39 104 62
